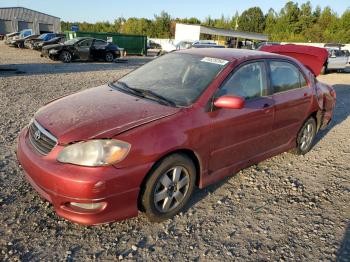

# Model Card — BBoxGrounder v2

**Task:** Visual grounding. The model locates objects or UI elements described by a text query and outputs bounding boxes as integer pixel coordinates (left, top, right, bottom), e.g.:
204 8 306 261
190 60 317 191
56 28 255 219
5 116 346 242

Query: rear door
269 60 312 148
209 61 274 173
90 39 108 59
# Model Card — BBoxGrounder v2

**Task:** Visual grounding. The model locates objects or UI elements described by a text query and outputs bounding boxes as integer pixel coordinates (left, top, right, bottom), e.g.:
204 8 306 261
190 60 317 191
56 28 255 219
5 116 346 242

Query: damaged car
41 37 121 63
24 33 65 49
34 35 66 51
17 49 336 225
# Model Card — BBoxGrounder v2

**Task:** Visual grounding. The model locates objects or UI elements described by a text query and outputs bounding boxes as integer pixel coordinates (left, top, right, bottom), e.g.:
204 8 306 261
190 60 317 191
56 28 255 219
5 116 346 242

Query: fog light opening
69 202 105 210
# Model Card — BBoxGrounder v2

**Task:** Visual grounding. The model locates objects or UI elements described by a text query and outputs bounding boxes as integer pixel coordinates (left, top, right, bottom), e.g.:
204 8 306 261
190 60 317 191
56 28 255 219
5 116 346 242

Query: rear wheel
59 50 72 63
105 52 114 62
141 154 196 222
292 117 317 155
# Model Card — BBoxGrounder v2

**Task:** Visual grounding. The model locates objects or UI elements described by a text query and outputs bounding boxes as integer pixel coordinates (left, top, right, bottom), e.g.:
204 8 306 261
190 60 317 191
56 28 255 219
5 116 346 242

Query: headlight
49 49 58 54
57 140 131 167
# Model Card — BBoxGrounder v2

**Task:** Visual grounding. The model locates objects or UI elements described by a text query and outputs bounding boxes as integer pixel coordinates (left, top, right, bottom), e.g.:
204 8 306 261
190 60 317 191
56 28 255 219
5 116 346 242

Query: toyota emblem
34 130 41 141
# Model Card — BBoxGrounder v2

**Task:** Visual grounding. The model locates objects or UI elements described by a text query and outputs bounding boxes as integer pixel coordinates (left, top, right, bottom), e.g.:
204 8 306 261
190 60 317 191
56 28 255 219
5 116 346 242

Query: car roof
177 48 286 62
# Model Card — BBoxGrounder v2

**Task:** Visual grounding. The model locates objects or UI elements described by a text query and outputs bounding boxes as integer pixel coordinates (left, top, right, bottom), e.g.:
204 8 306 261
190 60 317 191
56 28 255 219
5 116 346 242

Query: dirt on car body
0 41 349 261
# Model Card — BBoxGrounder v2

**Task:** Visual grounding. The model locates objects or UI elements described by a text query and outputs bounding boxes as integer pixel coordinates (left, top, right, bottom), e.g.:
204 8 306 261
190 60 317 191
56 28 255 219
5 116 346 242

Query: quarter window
218 62 267 99
93 40 107 47
269 61 307 93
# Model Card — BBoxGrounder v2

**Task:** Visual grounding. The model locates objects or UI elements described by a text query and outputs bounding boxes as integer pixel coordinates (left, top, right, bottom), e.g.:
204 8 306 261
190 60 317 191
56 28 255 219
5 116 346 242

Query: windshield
39 34 48 39
115 53 228 106
64 38 81 45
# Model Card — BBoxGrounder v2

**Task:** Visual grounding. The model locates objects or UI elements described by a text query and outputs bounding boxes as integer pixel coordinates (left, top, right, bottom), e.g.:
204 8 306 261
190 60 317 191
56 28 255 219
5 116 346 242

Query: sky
0 0 348 22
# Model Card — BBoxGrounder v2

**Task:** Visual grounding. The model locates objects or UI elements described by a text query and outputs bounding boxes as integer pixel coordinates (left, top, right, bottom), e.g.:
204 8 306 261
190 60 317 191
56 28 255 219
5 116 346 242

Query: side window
78 39 93 47
218 62 267 100
93 40 107 47
269 61 306 93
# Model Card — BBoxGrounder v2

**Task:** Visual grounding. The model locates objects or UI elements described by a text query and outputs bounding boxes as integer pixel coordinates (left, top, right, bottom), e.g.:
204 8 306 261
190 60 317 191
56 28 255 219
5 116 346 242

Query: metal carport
175 23 268 46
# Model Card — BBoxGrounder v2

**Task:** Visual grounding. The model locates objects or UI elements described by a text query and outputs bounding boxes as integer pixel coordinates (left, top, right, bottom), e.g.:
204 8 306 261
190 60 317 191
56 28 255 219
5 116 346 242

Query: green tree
153 11 172 38
238 7 265 33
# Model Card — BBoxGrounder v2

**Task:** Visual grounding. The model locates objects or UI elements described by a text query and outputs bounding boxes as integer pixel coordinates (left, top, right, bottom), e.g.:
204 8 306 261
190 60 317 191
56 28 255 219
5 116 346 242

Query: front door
76 39 93 61
209 61 274 173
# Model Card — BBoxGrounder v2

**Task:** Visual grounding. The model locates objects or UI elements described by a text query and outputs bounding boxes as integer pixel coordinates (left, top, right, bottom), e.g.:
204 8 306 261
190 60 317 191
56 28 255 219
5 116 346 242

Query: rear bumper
17 127 152 225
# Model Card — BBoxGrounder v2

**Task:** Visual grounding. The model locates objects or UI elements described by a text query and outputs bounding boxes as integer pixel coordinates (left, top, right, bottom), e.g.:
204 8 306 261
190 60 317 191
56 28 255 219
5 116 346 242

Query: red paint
260 44 329 76
214 96 245 109
17 49 336 225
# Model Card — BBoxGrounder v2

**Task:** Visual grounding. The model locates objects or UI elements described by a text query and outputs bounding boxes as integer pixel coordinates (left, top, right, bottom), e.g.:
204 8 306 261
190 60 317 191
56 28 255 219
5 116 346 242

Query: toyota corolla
17 49 336 225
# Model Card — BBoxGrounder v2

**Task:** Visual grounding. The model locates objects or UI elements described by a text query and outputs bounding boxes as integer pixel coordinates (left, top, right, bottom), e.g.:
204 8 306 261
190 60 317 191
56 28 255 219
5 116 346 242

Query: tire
105 52 114 62
59 50 72 63
141 154 196 222
292 117 317 155
320 65 327 75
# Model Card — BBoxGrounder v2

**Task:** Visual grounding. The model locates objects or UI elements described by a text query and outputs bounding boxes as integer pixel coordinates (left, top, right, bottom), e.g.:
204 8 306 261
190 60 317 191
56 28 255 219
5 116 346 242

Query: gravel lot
0 41 349 261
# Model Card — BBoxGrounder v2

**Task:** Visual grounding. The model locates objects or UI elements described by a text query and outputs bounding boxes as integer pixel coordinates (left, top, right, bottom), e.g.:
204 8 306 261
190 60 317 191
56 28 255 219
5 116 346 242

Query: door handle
263 103 271 108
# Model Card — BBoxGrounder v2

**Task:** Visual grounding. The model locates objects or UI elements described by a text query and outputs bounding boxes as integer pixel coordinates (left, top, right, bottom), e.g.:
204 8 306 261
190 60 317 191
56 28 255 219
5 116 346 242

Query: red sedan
17 49 336 225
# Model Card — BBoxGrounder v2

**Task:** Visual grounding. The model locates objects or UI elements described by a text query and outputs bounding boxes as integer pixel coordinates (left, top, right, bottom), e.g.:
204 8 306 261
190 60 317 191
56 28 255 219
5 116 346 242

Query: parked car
25 33 64 49
256 41 281 50
17 48 336 225
5 29 32 45
325 48 350 73
34 36 66 50
9 34 39 48
41 37 120 63
192 40 217 45
192 44 225 48
5 31 19 40
147 40 162 56
176 40 194 50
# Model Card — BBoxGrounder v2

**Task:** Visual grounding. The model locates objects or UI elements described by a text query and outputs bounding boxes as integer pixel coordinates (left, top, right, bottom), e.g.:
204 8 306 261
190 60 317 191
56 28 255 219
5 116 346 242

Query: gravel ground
0 41 349 261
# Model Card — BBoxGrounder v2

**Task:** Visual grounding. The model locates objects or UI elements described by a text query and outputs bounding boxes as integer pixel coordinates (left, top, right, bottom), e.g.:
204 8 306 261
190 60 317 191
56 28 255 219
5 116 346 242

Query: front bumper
17 127 151 225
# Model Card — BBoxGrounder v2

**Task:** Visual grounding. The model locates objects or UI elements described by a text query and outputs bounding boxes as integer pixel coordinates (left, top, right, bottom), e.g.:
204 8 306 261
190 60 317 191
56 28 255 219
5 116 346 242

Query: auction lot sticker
201 57 229 65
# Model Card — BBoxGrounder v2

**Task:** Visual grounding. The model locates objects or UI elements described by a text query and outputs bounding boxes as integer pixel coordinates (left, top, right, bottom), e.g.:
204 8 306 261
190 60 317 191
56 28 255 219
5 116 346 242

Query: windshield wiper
109 81 145 98
109 81 176 107
133 88 176 107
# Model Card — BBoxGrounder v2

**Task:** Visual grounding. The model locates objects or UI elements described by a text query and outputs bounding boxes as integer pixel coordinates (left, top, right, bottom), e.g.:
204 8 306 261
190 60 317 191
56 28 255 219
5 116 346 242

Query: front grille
28 120 57 155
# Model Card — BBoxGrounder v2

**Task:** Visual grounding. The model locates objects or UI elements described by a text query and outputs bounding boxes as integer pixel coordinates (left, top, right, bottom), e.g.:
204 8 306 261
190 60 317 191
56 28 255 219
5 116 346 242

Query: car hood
43 43 64 50
34 85 180 144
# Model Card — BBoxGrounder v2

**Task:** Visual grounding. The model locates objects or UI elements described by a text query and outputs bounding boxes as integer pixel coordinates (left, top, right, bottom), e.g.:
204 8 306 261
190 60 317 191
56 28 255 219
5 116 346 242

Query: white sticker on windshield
201 57 229 65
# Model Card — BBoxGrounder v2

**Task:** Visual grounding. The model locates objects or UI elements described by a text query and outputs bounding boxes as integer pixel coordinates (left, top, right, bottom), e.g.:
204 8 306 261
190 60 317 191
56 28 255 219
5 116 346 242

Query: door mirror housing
214 96 245 109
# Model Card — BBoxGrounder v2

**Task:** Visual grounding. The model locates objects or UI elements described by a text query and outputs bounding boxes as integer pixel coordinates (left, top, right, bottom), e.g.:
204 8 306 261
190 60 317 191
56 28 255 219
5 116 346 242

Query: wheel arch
309 110 322 132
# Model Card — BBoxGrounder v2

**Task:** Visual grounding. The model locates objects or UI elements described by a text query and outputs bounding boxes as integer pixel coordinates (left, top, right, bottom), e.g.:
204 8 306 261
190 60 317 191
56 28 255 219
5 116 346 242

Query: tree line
61 1 350 43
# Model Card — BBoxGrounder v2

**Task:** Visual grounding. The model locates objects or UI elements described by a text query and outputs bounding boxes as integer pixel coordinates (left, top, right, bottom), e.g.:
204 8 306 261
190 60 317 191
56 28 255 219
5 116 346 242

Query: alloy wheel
153 166 190 213
300 123 314 151
62 52 71 63
105 53 114 62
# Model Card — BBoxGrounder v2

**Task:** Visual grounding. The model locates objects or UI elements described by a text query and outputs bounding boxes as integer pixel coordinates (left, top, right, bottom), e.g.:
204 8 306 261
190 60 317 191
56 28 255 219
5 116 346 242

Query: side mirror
214 95 245 109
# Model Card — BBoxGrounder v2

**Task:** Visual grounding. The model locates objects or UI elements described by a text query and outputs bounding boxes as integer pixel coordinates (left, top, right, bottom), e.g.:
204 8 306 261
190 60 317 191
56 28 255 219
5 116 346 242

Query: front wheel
59 50 72 63
141 154 196 222
105 52 114 62
292 117 317 155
